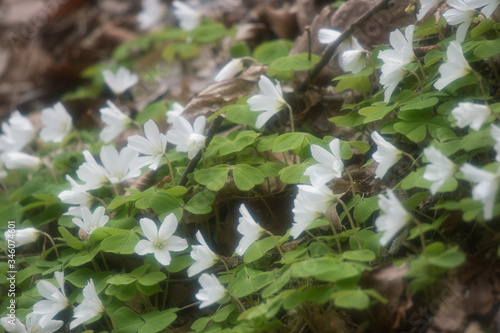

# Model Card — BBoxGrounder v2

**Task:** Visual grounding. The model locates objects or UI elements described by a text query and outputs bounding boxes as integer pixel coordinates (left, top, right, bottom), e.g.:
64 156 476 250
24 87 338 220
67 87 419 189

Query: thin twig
298 0 391 93
178 115 225 186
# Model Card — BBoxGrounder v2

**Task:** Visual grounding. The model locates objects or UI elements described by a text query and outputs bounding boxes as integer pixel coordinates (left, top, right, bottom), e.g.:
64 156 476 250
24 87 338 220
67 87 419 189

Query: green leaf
138 272 167 286
149 192 182 216
101 232 139 254
278 163 309 184
191 317 212 332
462 128 494 151
185 191 215 214
70 245 102 267
474 39 500 59
194 165 230 191
471 19 494 38
136 102 167 124
272 132 308 152
114 307 144 333
393 122 427 142
162 42 199 62
225 104 258 127
166 254 194 273
58 227 84 250
191 22 227 43
347 141 370 154
107 274 139 286
400 97 439 111
139 309 177 333
329 109 365 127
232 270 275 297
342 249 376 262
244 237 276 263
269 53 316 73
336 76 370 93
213 305 237 322
232 164 265 191
359 106 395 124
428 247 466 269
253 40 293 64
331 290 370 310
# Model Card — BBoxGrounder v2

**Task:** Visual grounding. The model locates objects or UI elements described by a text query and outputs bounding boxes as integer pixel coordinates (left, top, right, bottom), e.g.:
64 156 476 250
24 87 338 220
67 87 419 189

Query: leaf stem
344 169 360 227
285 102 295 133
40 231 60 258
337 198 362 250
264 230 284 257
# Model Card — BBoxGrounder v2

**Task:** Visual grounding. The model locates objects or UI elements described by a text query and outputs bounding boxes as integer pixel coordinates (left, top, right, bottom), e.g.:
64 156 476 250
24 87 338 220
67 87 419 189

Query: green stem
104 308 118 332
404 67 424 91
285 102 295 133
337 198 362 250
264 230 284 257
163 153 175 184
327 217 342 254
472 69 489 106
40 231 60 258
412 216 428 259
162 272 170 310
416 58 427 84
344 169 360 227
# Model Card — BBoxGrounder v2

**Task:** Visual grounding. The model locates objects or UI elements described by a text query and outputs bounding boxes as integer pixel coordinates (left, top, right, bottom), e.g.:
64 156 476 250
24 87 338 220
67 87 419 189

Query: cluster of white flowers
318 28 368 74
0 272 104 332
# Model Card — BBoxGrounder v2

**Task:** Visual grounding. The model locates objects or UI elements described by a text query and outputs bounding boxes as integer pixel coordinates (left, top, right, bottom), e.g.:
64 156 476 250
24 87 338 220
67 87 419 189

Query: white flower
0 316 25 333
3 152 41 171
97 145 141 184
188 231 218 277
138 0 165 30
443 0 478 43
76 150 109 189
58 175 93 207
247 75 287 128
490 124 500 162
460 163 499 220
375 189 410 246
378 25 415 103
417 0 440 20
290 184 336 239
102 67 138 95
166 116 206 159
434 42 473 90
135 214 188 265
3 228 41 247
468 0 500 17
0 111 35 153
1 313 63 333
172 1 200 31
235 204 265 256
340 49 367 74
127 119 168 170
40 102 73 143
33 271 69 326
70 279 104 330
423 147 456 195
371 132 403 178
387 24 416 64
451 102 490 131
166 102 184 124
318 28 342 44
72 206 109 235
99 100 132 143
196 273 226 308
304 138 343 187
214 58 244 82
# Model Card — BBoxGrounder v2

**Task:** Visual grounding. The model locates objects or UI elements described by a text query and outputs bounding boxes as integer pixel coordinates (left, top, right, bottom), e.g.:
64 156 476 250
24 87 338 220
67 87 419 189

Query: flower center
154 239 168 249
